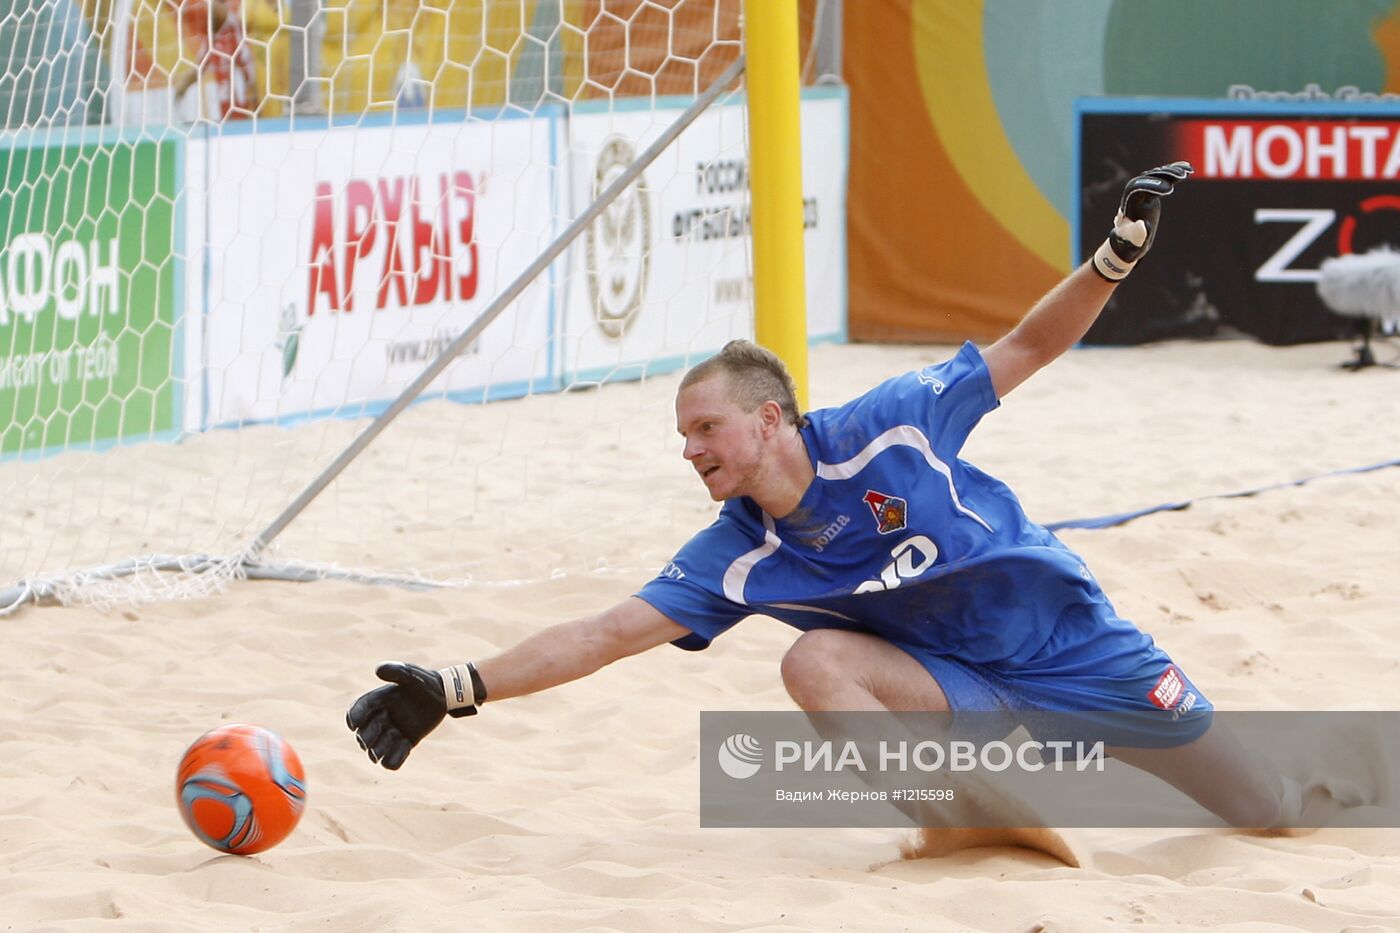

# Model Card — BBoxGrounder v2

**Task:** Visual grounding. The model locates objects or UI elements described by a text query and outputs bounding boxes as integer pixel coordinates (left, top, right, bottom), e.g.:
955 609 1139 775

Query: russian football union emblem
585 136 651 340
863 490 908 534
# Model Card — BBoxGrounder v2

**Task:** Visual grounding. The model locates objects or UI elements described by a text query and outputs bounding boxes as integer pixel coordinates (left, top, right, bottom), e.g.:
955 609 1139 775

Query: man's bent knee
780 629 854 708
780 629 950 712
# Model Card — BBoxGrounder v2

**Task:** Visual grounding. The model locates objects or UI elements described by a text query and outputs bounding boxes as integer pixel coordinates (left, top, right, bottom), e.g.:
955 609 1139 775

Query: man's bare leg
1110 715 1382 831
780 629 1080 867
1108 726 1287 828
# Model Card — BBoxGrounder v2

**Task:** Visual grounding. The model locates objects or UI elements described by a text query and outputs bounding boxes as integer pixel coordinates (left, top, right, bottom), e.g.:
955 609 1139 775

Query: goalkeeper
348 162 1295 830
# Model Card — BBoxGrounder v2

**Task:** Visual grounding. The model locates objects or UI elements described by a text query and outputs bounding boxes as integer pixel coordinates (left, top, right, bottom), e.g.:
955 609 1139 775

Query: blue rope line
1044 457 1400 532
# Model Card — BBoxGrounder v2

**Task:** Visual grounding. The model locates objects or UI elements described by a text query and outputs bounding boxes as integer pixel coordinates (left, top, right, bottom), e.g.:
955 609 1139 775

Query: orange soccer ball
176 723 308 855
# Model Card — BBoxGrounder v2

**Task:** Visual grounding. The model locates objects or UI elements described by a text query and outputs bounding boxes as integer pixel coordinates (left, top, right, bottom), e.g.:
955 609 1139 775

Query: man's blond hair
679 339 807 428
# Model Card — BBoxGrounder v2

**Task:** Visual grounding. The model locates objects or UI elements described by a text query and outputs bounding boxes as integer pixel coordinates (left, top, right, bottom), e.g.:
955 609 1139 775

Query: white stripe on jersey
815 424 993 532
723 512 782 604
766 602 859 622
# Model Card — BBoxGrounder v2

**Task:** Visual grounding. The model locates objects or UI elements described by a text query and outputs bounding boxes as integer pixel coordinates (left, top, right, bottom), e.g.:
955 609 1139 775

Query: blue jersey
638 341 1108 659
636 342 1210 725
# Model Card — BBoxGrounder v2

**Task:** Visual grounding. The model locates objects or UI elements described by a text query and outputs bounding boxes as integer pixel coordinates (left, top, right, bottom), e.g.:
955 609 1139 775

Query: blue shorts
893 612 1213 748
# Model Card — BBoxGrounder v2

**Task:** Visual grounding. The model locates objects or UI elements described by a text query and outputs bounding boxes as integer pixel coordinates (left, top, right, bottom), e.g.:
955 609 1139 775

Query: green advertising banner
0 139 178 455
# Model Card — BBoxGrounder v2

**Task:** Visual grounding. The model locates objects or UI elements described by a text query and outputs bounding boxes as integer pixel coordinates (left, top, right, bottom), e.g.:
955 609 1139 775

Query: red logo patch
1147 666 1185 710
863 490 908 534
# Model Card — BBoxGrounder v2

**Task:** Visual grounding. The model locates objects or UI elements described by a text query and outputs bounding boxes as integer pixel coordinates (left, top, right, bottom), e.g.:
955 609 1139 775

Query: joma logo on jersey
917 372 945 394
862 490 907 534
1171 690 1198 722
854 535 939 594
812 514 850 552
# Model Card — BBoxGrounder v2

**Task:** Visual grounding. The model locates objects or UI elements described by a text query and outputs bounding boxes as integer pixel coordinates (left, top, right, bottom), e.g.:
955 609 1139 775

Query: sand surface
3 338 1399 931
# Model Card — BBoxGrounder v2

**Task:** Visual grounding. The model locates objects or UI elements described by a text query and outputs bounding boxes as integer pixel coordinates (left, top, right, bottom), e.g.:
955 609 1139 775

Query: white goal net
0 0 846 612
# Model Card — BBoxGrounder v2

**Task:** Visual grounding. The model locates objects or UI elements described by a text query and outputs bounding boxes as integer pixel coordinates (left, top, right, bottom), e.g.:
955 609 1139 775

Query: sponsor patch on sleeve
1147 665 1185 710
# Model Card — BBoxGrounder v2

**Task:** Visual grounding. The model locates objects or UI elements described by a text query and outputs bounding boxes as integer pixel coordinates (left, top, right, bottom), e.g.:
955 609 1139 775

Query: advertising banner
0 139 179 455
559 89 847 384
846 0 1400 343
186 115 556 429
1076 102 1400 345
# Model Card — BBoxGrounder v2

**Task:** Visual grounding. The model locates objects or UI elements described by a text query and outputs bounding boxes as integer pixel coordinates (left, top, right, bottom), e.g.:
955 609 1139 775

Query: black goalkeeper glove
1091 161 1192 281
345 660 486 770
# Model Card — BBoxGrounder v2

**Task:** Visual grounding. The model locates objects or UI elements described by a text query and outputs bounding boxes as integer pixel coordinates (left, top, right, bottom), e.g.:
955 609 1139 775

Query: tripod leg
1344 318 1377 370
1359 319 1377 368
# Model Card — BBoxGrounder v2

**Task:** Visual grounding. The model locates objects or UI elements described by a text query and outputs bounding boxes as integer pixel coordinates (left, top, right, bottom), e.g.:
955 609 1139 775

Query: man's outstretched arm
346 597 688 769
476 597 688 702
981 264 1116 399
982 161 1192 398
